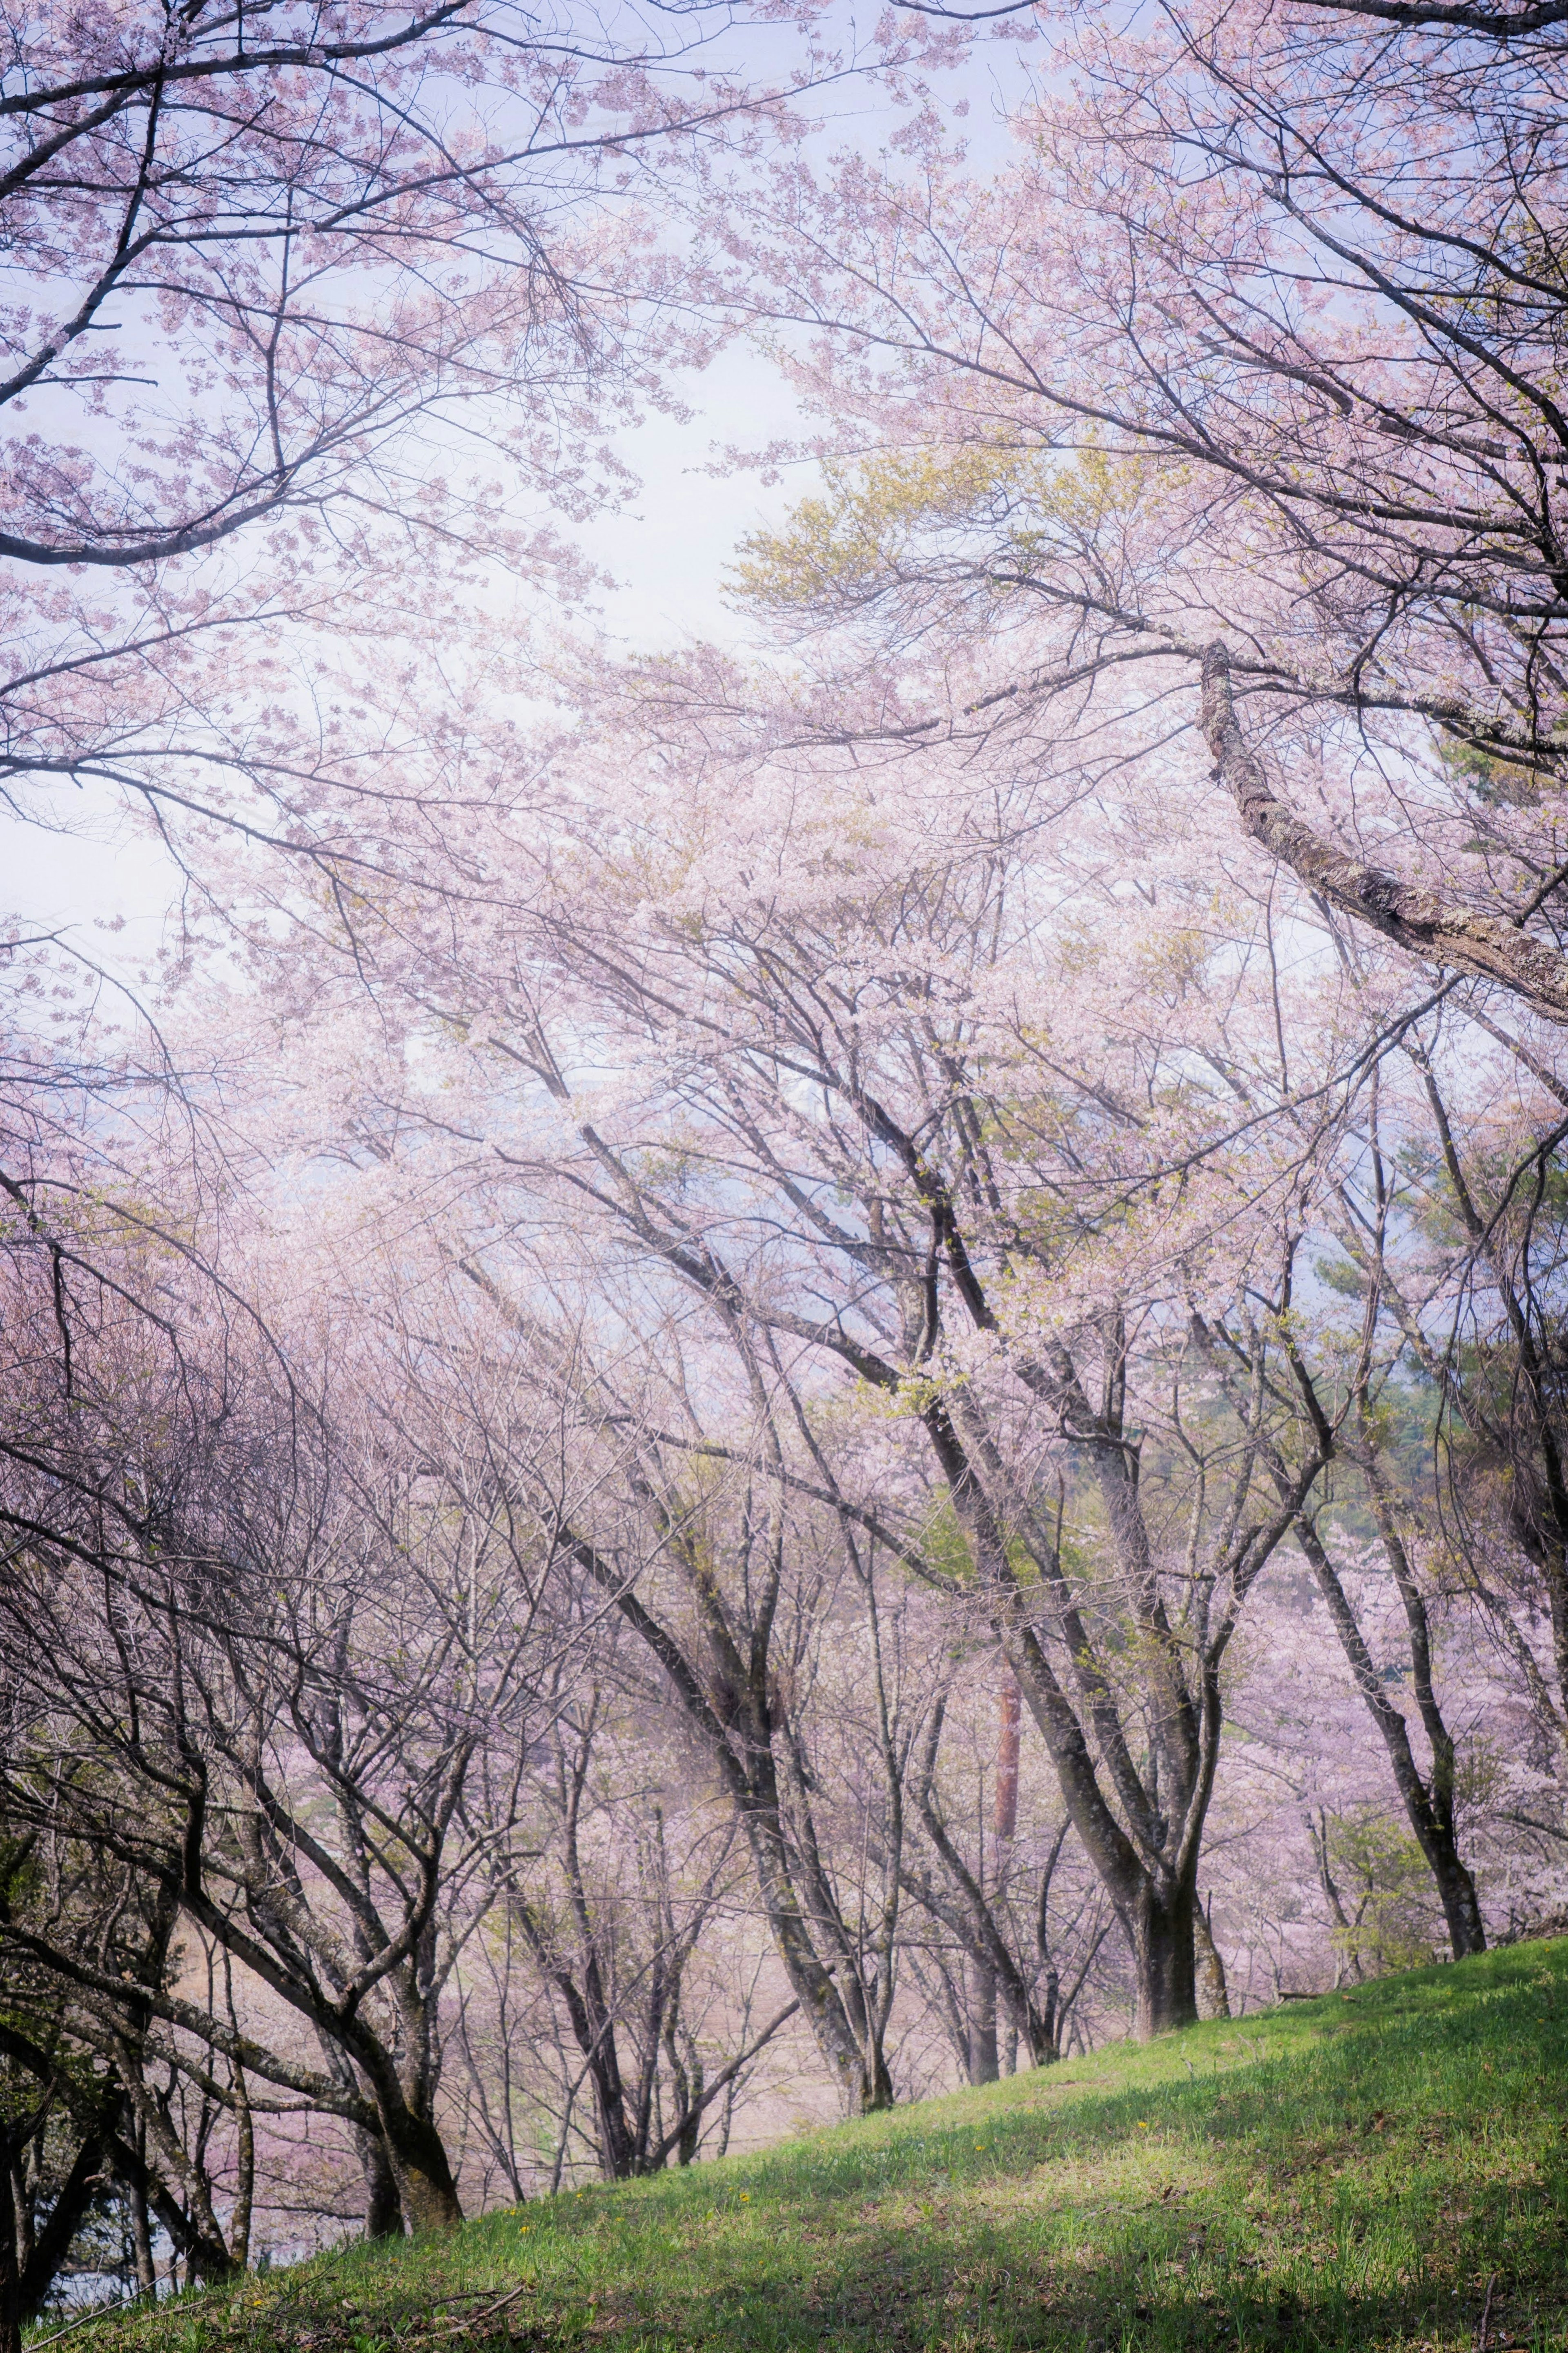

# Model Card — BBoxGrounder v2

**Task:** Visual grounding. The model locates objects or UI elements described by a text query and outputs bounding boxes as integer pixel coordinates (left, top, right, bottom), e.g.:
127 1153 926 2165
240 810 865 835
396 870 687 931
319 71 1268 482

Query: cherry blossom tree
491 1659 803 2180
0 0 892 1245
714 0 1568 1028
11 7 1568 2290
456 1305 919 2114
0 1211 572 2245
227 642 1371 2037
896 1662 1115 2076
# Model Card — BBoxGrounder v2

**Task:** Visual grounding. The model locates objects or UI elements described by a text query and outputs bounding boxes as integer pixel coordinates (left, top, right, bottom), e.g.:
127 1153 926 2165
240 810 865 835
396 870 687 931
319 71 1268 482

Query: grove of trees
3 0 1568 2335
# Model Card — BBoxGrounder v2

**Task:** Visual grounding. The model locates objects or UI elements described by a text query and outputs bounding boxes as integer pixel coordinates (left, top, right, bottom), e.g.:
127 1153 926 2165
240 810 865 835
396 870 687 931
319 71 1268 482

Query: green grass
56 1939 1568 2353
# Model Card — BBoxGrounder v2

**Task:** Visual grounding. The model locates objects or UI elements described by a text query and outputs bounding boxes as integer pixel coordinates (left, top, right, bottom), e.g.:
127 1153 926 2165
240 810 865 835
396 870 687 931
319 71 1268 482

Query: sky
4 339 815 968
2 12 1036 992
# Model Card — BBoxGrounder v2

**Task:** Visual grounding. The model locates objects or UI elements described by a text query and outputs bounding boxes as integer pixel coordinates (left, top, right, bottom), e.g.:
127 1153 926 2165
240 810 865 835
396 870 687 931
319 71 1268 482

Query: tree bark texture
1295 1518 1486 1960
1201 643 1568 1025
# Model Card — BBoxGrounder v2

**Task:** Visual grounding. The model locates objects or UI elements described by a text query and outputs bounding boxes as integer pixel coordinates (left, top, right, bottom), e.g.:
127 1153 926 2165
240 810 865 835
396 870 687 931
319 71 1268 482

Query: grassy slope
63 1940 1568 2353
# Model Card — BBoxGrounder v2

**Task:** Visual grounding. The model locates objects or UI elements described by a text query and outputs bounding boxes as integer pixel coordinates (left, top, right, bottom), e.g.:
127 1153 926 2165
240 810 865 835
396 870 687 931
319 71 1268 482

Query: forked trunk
1004 1628 1204 2044
378 2105 462 2233
1295 1516 1487 1966
739 1791 893 2115
1129 1878 1199 2041
1435 1854 1487 1961
857 2049 895 2112
1195 1898 1231 2021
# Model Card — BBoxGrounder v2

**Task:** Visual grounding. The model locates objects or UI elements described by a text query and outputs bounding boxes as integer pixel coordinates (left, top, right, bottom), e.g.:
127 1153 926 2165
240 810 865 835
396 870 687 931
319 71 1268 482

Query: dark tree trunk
1201 643 1568 1025
664 2024 703 2169
354 2126 404 2239
1296 1517 1487 1961
587 2047 638 2182
567 1524 896 2121
1433 1853 1488 1962
17 2128 110 2320
0 2132 20 2353
1129 1879 1199 2040
739 1754 895 2112
927 1389 1226 2052
968 1962 1000 2084
127 2158 156 2297
1033 1960 1063 2065
1002 1621 1203 2043
375 2099 462 2233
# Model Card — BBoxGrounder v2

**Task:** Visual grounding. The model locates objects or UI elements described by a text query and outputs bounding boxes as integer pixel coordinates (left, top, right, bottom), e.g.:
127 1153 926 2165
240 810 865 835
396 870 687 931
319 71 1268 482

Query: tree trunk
588 2047 639 2182
231 2070 254 2271
568 1525 895 2120
377 2103 462 2234
994 1681 1020 1844
1004 1625 1201 2041
856 2043 895 2112
1129 1879 1199 2039
1195 1898 1231 2021
1434 1852 1488 1961
353 2125 404 2240
127 2160 156 2297
737 1791 893 2114
1296 1517 1486 1960
981 1677 1017 2081
15 2122 112 2323
664 2023 703 2169
0 2132 20 2353
968 1961 1000 2084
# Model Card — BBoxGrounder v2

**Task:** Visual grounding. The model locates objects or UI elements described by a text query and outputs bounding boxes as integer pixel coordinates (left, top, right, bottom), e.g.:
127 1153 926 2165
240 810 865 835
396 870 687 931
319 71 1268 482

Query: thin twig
435 2282 532 2340
1477 2270 1498 2353
25 2299 129 2351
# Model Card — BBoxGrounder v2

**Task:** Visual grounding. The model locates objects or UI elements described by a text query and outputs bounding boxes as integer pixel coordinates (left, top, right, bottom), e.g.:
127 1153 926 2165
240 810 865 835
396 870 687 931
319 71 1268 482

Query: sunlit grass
56 1938 1568 2353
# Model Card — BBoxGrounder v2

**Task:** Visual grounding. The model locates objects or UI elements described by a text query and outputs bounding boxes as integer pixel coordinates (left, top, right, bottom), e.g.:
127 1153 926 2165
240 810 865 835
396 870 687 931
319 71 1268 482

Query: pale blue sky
3 17 1036 982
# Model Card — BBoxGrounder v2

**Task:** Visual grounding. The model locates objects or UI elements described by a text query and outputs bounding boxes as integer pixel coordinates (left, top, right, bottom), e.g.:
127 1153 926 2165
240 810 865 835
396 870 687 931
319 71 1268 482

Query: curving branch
1200 643 1568 1025
1292 0 1568 29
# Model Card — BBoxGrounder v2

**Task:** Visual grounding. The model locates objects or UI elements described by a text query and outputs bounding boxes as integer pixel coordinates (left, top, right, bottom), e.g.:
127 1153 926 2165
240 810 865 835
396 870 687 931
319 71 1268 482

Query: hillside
54 1941 1568 2353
